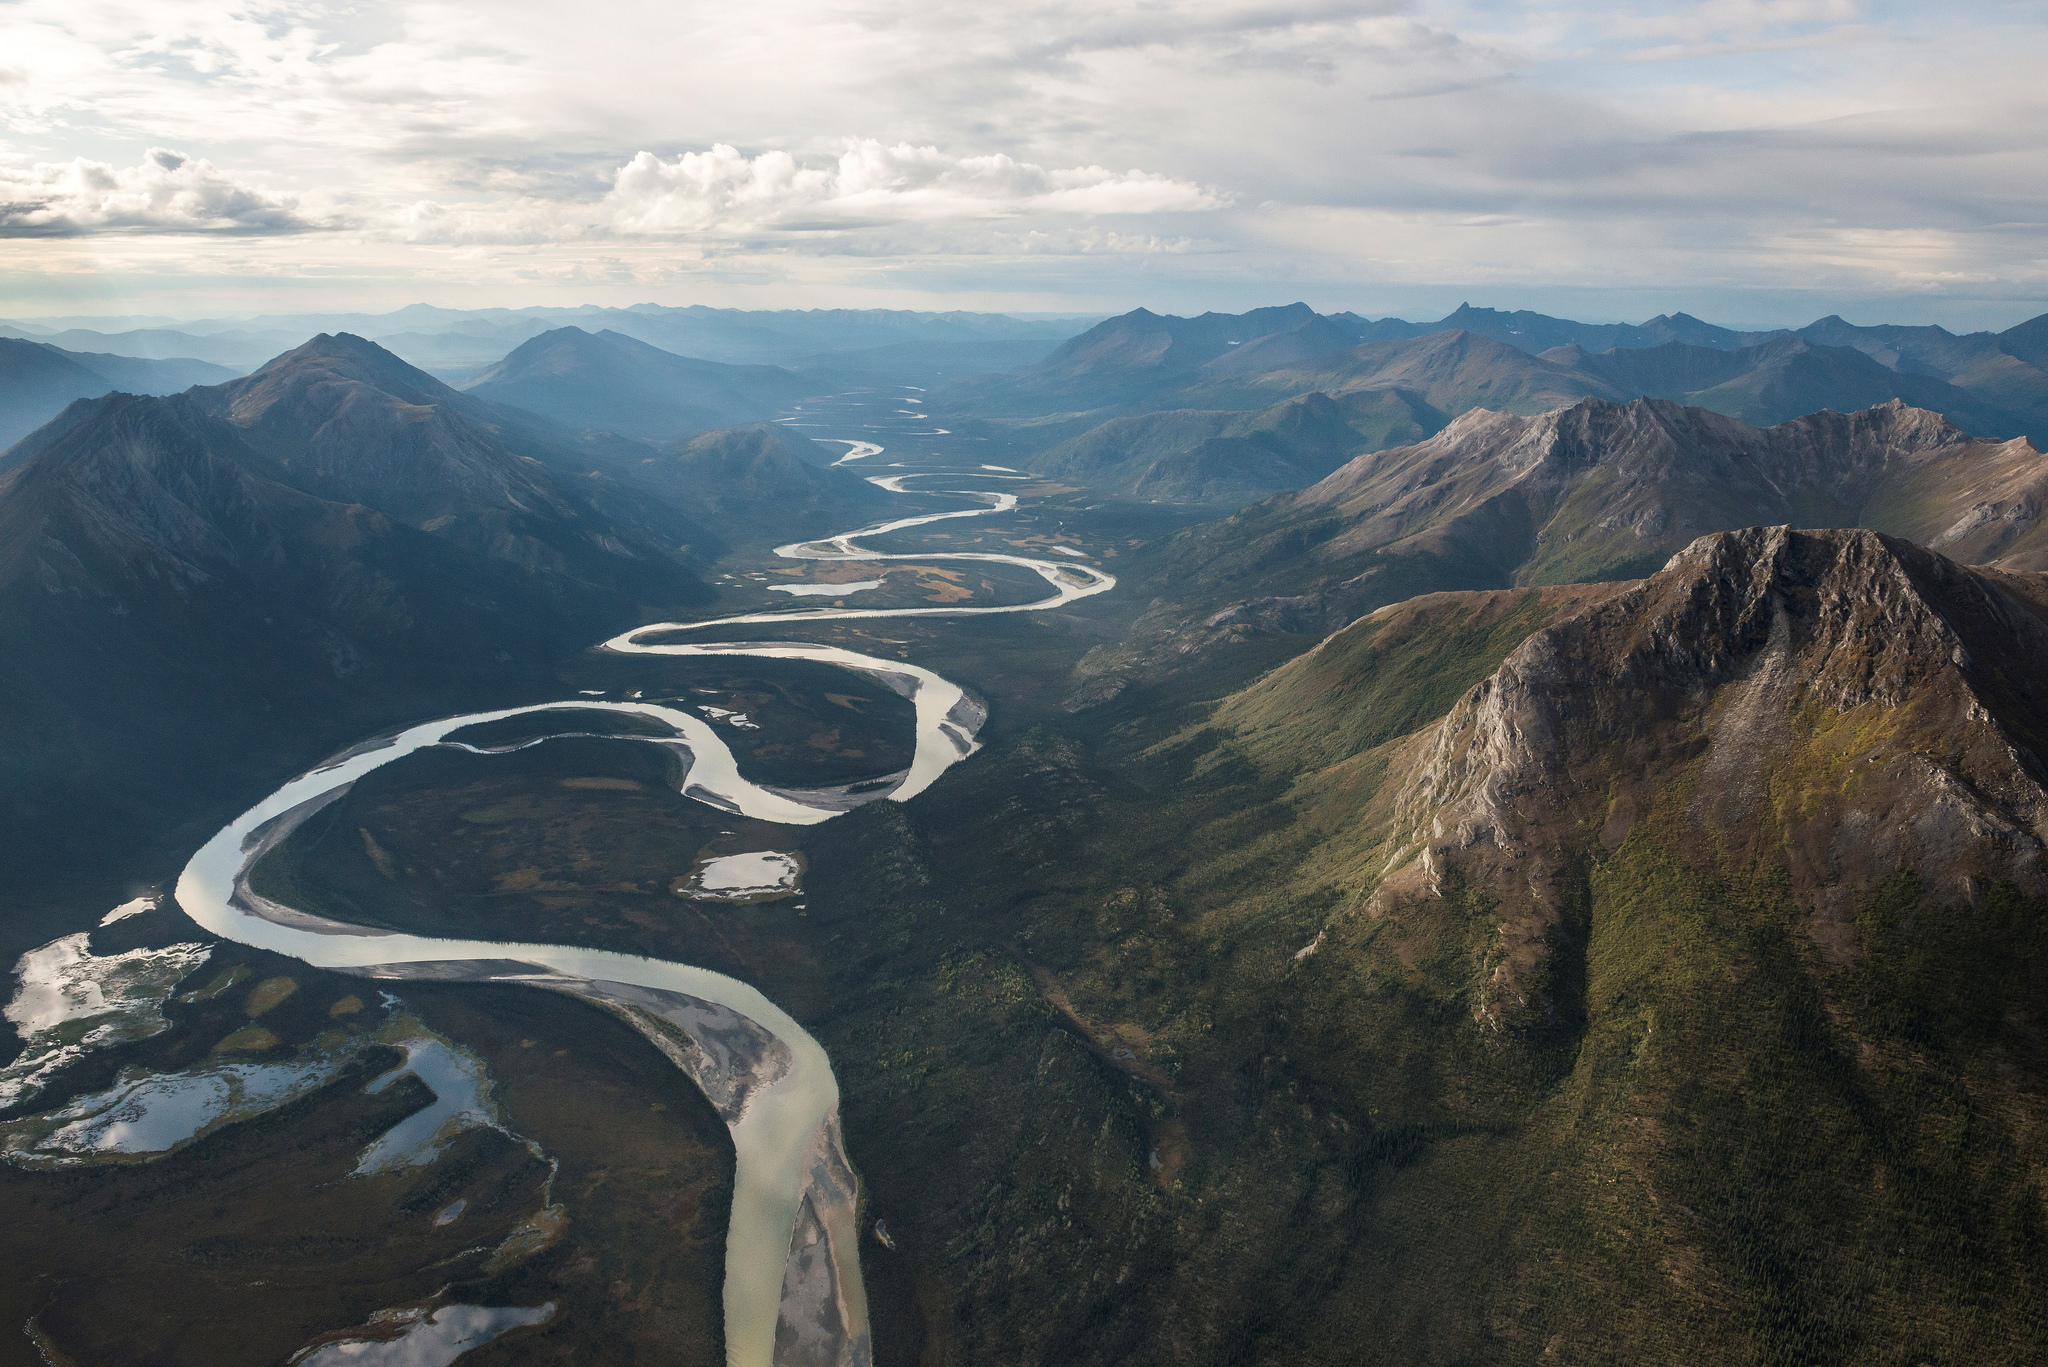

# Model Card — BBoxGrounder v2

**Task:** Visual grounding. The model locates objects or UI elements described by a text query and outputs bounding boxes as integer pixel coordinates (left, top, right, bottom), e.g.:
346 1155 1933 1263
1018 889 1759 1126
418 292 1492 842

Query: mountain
1028 390 1443 507
1228 331 2029 446
1324 311 1436 343
185 332 713 587
959 319 2041 512
2000 311 2048 369
0 338 240 450
1193 314 1366 378
1417 303 1787 354
0 324 303 370
1634 309 1786 349
0 384 692 908
0 390 603 668
1189 329 1617 416
0 332 740 907
2 305 1092 381
1793 313 2048 437
1547 334 2025 435
787 523 2048 1366
462 327 816 440
1074 397 2048 700
933 315 1633 453
1339 525 2048 1016
939 303 1331 414
642 423 892 542
1428 302 1662 354
939 303 2048 464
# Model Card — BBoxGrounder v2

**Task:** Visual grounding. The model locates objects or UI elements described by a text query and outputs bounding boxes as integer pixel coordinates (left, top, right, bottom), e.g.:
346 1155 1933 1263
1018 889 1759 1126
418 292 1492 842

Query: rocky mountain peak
1369 525 2048 1025
226 332 457 424
188 332 580 537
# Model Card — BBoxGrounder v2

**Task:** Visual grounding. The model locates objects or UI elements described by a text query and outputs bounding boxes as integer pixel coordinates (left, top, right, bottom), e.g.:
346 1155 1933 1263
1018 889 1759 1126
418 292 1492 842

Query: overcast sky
2 0 2044 326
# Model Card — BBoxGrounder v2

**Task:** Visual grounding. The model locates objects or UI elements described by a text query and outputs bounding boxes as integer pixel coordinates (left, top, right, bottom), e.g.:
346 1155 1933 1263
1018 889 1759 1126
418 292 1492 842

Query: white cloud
0 148 314 236
0 0 2043 321
387 138 1228 245
603 140 1229 234
393 196 586 246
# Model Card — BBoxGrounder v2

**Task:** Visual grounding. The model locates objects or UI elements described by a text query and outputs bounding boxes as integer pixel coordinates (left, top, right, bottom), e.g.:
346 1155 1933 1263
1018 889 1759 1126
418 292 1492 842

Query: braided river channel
174 403 1114 1367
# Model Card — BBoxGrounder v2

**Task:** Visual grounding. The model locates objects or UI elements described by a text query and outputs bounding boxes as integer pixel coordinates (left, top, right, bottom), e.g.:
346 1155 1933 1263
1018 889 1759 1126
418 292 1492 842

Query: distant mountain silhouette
1189 329 1610 418
0 337 239 449
937 305 2048 458
1543 334 2021 435
941 303 1331 414
463 326 815 440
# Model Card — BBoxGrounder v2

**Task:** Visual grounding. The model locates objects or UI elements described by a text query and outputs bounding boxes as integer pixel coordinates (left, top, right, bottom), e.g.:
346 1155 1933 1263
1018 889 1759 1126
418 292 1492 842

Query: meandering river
174 440 1113 1367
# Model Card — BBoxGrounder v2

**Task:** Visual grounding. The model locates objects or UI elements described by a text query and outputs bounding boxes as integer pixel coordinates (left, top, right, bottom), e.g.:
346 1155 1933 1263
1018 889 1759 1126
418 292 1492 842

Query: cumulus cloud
0 148 314 236
603 140 1230 234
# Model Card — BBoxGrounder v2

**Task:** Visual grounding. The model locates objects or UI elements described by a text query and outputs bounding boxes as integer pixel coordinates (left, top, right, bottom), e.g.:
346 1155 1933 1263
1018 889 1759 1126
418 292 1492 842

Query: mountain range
0 303 1090 381
1074 395 2048 701
787 520 2048 1366
642 422 893 538
941 304 2048 499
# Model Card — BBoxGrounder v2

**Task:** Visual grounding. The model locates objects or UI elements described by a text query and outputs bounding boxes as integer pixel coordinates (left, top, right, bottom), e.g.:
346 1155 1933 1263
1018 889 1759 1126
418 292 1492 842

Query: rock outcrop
1368 526 2048 1024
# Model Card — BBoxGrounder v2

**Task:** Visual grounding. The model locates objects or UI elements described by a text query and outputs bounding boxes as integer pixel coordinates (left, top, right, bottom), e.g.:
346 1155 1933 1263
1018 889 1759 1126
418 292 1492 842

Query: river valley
168 389 1117 1367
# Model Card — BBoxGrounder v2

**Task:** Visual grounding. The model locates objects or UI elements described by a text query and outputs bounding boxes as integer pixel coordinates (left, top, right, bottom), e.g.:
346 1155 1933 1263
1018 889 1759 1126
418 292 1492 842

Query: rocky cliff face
1367 525 2048 1025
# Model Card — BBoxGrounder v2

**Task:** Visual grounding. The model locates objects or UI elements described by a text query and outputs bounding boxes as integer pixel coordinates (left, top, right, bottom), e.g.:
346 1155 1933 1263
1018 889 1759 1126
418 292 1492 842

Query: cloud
603 140 1230 234
393 196 587 246
0 0 2044 321
0 148 316 237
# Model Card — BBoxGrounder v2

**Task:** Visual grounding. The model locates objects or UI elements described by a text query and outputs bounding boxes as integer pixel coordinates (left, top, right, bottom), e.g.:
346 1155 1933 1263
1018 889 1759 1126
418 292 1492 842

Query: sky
1 0 2044 328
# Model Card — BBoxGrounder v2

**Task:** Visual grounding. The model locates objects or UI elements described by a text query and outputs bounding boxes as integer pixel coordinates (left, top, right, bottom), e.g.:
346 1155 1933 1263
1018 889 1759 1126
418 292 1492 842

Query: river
173 437 1114 1367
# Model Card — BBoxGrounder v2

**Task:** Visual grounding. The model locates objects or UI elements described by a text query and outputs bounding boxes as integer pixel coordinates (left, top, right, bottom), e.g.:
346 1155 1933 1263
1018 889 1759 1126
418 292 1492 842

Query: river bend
175 450 1112 1367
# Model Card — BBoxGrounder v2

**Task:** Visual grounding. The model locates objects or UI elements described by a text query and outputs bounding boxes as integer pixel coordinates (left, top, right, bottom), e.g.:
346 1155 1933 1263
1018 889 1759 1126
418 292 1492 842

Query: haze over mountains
10 297 2047 497
464 327 816 441
10 298 2048 862
0 304 1090 379
1031 391 1431 507
953 302 2048 497
0 338 239 449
